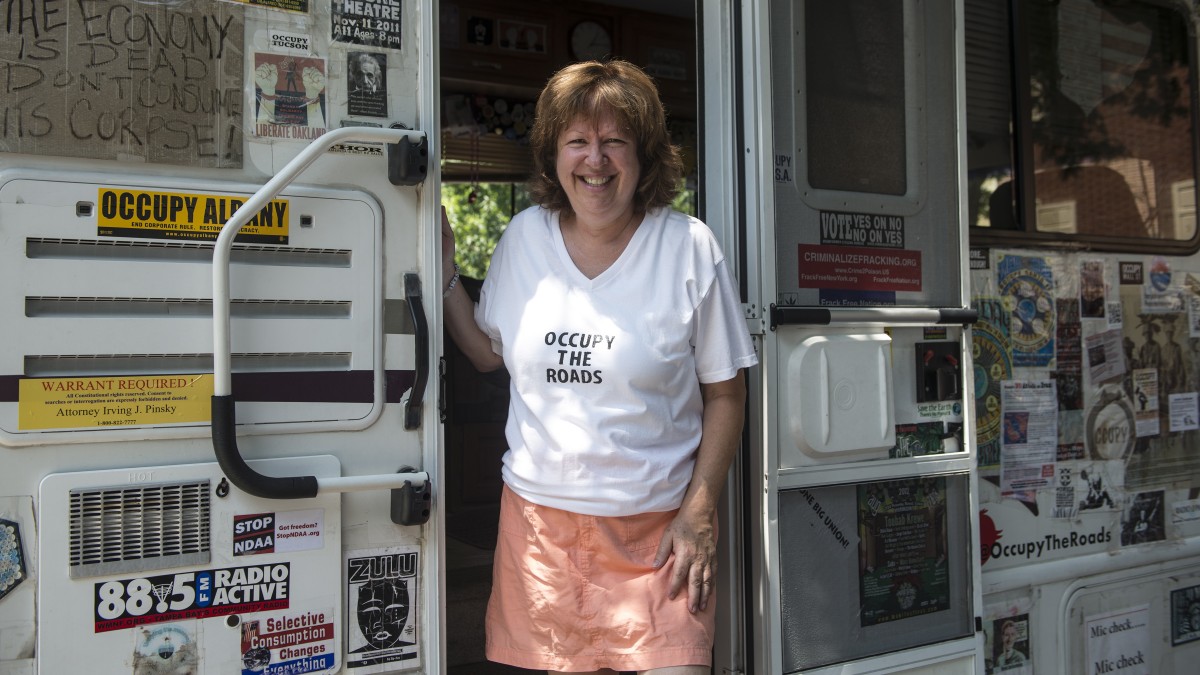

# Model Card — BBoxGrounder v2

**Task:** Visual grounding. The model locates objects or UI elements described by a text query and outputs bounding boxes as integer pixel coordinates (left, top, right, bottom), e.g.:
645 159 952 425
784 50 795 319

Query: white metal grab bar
210 126 431 502
212 126 424 396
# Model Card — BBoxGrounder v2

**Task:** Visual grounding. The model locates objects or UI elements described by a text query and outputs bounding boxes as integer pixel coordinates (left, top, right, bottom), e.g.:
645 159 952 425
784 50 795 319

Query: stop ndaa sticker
233 509 325 557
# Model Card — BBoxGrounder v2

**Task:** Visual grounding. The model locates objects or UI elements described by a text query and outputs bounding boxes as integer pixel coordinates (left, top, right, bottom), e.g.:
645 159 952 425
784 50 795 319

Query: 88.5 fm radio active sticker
94 563 290 633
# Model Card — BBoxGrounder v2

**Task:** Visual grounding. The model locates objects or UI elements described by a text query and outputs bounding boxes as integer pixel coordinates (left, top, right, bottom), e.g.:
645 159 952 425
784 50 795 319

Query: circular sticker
1086 385 1135 461
1000 264 1054 356
973 320 1012 445
1150 256 1172 292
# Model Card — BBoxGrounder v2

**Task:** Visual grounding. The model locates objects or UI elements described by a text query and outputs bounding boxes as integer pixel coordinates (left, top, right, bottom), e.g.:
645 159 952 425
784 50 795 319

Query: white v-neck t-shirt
475 206 758 516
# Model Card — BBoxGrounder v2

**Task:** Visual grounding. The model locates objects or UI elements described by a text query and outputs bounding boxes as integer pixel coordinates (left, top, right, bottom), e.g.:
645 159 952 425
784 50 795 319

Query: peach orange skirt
485 485 716 672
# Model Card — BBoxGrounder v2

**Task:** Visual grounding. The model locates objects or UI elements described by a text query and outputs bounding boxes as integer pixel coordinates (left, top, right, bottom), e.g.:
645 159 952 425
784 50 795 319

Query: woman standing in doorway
442 59 757 674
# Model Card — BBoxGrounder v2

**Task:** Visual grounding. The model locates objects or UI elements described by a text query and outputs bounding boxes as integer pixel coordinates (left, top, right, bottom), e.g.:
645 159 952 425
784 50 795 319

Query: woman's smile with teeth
555 112 639 219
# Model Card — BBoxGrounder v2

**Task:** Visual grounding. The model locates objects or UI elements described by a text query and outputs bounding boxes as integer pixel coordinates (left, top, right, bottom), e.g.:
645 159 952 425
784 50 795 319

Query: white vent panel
69 480 211 578
0 171 385 443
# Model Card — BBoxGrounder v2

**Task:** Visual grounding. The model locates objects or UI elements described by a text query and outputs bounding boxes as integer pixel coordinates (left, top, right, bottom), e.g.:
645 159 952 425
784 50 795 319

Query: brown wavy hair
528 59 683 216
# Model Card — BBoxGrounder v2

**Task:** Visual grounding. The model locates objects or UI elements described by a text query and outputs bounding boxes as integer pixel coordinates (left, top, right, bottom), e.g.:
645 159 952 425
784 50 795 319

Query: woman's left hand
651 373 747 614
654 506 717 614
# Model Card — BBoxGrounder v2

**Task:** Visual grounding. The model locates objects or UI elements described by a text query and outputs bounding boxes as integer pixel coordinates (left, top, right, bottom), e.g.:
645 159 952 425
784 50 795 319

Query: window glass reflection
1029 0 1194 240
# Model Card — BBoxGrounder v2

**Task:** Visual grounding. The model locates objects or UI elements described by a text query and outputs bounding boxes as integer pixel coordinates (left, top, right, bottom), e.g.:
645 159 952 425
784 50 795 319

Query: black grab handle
404 272 428 430
212 395 319 499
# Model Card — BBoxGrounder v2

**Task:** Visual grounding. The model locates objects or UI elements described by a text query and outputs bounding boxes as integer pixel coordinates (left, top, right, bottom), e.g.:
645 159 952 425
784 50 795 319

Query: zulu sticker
346 546 420 672
94 564 291 633
97 188 289 244
234 509 325 557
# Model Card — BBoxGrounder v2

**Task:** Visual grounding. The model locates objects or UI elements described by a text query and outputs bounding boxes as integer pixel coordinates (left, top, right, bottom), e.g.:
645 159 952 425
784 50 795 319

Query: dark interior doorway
439 2 698 672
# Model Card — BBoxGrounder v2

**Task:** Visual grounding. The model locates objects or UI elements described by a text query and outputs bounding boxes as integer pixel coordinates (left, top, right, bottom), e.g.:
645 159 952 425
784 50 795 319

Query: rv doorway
439 1 699 673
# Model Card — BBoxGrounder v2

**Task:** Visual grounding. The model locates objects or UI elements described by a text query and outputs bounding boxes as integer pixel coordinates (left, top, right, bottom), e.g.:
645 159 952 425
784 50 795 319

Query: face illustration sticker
345 546 421 670
356 577 410 650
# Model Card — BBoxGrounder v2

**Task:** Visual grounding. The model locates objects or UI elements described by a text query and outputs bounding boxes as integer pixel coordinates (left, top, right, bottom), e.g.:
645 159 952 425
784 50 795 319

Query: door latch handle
404 273 428 430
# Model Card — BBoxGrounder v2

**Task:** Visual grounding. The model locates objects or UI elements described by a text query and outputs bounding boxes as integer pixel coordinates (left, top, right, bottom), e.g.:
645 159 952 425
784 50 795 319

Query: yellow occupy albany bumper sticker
97 187 289 244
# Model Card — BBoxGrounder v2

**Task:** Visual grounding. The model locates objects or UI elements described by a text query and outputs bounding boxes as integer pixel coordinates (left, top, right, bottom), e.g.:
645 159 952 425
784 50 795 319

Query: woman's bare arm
654 371 747 613
442 208 504 373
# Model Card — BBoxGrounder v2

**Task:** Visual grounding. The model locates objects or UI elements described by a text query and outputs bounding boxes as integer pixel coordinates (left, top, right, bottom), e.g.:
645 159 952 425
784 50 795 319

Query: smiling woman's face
555 111 640 224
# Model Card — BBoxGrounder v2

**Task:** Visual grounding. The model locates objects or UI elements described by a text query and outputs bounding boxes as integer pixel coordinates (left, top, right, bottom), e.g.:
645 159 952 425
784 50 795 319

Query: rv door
0 2 442 673
737 1 985 672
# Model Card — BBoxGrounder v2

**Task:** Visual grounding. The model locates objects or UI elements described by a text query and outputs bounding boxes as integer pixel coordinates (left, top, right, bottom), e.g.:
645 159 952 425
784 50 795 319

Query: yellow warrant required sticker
19 375 214 430
97 188 290 244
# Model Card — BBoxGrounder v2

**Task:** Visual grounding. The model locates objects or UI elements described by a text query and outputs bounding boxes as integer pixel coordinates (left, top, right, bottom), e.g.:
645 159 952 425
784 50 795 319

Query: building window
966 0 1198 251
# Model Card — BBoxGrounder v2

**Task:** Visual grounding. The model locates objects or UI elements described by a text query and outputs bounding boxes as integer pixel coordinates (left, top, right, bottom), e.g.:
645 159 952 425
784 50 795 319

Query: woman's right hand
441 206 457 288
440 207 504 373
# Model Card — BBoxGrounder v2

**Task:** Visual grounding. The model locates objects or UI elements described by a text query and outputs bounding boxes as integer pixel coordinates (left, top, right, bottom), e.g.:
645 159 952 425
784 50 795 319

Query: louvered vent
1 176 381 440
69 480 211 578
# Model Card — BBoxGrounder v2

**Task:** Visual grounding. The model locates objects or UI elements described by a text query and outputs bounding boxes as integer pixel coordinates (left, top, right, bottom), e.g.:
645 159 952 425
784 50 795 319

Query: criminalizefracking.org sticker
18 375 213 430
97 187 289 244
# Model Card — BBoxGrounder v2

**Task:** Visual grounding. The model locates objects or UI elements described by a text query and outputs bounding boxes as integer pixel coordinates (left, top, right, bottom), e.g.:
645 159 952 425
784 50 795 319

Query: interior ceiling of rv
440 0 699 181
604 0 694 17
